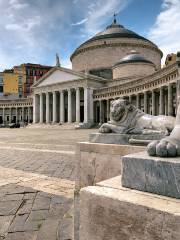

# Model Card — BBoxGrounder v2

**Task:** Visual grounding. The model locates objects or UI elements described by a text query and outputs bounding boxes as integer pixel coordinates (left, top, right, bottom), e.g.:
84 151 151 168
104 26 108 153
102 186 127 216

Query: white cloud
71 18 88 26
148 0 180 63
0 0 130 71
84 0 130 36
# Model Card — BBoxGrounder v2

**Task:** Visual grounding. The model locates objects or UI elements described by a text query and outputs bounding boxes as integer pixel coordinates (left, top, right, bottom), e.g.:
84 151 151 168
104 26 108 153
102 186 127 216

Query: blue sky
0 0 180 71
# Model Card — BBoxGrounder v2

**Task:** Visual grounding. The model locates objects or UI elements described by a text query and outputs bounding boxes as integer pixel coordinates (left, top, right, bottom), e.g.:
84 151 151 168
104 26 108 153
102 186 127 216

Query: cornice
71 41 163 60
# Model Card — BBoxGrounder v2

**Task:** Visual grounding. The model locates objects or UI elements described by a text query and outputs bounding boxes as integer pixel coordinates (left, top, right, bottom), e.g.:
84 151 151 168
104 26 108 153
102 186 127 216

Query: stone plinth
89 133 164 145
74 142 145 240
80 176 180 240
76 142 145 190
122 152 180 199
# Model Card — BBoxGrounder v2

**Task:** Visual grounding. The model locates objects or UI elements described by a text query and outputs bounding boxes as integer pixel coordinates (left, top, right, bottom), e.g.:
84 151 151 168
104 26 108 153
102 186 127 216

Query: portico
32 67 105 126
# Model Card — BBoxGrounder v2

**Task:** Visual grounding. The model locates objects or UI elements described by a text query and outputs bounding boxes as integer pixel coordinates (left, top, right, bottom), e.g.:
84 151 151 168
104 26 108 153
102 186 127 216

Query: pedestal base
89 133 164 145
122 152 180 199
80 176 180 240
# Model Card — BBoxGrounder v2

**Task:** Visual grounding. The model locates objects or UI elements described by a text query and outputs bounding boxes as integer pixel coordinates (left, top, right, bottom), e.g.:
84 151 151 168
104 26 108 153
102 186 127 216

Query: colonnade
95 83 177 124
0 106 33 124
33 87 94 125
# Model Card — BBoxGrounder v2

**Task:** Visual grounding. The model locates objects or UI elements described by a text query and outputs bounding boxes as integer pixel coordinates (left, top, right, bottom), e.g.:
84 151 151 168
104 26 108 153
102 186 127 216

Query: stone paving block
28 210 49 221
51 195 73 205
23 219 45 232
57 218 73 240
1 194 24 202
49 203 72 218
8 214 29 233
23 192 37 200
36 218 60 240
0 215 14 238
36 192 51 199
17 200 33 215
32 197 51 210
5 231 38 240
0 200 23 216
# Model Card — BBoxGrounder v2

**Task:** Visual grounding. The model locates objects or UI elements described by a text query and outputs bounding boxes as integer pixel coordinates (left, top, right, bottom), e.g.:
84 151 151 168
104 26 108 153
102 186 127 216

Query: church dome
113 51 156 80
115 50 154 66
71 18 163 76
81 21 152 46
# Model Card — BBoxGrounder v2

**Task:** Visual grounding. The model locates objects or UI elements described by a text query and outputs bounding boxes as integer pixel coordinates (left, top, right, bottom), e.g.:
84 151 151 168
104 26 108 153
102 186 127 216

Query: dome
80 22 153 47
114 50 154 66
70 18 163 74
113 51 156 80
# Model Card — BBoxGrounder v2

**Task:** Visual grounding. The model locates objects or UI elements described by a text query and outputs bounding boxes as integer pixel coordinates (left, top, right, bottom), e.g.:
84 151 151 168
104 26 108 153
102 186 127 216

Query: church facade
0 18 180 126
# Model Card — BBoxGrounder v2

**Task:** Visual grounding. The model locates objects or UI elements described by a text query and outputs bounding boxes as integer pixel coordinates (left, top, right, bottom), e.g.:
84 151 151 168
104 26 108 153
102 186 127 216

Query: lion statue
99 98 175 135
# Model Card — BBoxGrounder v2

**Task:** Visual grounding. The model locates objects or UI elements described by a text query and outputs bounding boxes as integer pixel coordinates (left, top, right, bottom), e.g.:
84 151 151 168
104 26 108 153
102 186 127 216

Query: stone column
9 108 12 123
46 92 50 123
152 90 156 116
107 99 110 121
16 107 18 123
60 90 65 123
99 100 103 124
40 93 43 123
159 87 165 115
53 91 57 123
168 83 173 116
33 94 38 123
22 107 24 123
84 87 94 124
68 89 72 123
76 88 80 123
144 91 148 113
3 108 5 124
27 107 30 123
129 95 132 103
136 94 140 109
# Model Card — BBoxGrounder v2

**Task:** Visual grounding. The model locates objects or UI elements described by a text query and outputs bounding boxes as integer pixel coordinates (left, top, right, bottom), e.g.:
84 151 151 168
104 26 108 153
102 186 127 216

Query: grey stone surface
79 176 180 240
89 133 163 145
122 152 180 199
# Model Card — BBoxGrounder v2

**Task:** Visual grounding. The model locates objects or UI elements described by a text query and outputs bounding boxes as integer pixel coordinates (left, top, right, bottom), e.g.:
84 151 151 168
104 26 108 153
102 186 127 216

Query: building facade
0 18 180 126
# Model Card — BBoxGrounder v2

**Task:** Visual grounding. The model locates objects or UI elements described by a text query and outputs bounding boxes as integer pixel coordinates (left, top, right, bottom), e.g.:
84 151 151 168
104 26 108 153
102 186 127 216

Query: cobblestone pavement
0 127 97 240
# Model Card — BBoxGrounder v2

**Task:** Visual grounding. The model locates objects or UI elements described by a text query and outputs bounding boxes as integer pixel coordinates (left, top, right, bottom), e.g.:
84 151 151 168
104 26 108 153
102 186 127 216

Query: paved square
0 127 96 240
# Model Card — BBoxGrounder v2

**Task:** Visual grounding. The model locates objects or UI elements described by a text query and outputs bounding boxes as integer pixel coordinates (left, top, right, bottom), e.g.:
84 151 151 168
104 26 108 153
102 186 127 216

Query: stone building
0 63 52 125
1 17 180 126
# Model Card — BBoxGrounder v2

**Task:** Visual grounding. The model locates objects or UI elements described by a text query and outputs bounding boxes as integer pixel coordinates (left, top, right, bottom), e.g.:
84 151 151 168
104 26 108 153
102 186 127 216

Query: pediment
35 67 82 87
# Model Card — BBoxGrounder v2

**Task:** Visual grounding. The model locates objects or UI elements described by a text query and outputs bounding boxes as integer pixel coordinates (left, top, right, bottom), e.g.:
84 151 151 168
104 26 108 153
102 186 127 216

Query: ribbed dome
115 50 154 66
80 21 153 47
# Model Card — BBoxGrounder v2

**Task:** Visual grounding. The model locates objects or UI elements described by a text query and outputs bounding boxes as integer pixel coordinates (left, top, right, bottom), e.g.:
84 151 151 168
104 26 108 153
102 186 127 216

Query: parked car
9 123 20 128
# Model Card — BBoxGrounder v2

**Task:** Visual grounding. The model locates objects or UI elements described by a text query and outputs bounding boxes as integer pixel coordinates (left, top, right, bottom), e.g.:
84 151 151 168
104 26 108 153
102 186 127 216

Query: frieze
71 41 162 60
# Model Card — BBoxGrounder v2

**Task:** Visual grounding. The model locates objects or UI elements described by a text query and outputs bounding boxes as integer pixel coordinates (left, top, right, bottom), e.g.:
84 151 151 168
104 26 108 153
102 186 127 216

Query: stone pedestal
122 152 180 199
89 133 164 145
80 176 180 240
74 142 145 240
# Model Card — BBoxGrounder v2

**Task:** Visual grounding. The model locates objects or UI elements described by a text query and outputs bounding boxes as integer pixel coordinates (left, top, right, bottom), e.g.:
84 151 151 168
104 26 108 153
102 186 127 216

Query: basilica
0 17 180 126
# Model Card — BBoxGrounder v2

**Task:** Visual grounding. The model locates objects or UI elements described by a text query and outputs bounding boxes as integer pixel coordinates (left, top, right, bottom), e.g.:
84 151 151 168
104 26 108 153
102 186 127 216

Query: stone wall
113 62 156 79
71 38 162 72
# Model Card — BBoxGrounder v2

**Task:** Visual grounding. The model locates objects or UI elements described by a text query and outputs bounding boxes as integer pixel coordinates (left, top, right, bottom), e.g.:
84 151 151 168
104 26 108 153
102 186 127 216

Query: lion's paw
147 139 178 157
99 126 111 133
